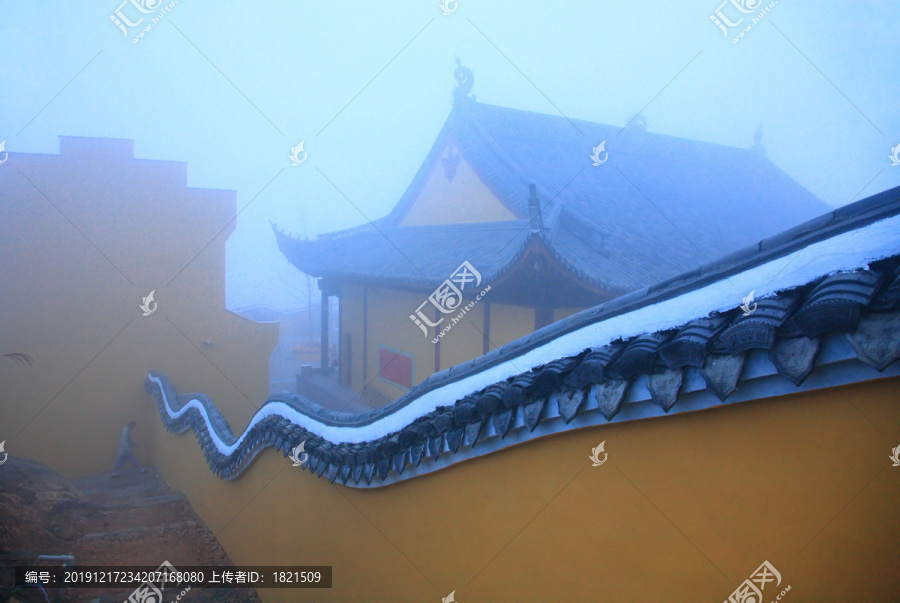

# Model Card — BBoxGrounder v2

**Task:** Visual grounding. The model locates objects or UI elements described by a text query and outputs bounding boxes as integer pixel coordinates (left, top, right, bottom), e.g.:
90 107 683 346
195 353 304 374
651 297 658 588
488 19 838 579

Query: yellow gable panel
399 143 518 226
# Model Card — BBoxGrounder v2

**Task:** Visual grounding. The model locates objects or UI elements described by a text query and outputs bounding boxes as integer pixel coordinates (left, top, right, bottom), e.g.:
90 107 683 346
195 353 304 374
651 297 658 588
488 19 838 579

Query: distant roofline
311 99 824 239
469 100 763 153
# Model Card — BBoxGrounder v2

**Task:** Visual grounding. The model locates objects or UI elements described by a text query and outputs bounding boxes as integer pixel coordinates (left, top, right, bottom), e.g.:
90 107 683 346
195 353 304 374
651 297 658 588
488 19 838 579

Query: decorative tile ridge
146 258 900 487
271 187 900 414
397 187 900 416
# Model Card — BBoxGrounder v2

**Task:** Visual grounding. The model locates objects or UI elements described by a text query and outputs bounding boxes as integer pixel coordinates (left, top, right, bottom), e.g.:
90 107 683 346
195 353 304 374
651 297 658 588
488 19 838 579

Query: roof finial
453 56 475 105
627 112 647 131
753 123 765 155
528 184 544 234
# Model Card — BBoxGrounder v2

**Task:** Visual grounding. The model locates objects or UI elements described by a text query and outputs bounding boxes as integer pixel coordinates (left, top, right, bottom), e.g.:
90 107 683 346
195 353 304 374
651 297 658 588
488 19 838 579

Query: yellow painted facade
347 292 565 401
366 286 437 399
328 141 597 402
0 137 277 478
343 292 590 401
338 283 366 392
488 303 536 351
147 376 900 601
5 139 898 602
398 143 517 226
554 307 583 322
438 302 486 370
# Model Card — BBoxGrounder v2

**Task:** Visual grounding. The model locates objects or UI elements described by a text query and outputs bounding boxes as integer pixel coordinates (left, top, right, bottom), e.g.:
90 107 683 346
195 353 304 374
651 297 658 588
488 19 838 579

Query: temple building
275 71 828 404
147 184 900 600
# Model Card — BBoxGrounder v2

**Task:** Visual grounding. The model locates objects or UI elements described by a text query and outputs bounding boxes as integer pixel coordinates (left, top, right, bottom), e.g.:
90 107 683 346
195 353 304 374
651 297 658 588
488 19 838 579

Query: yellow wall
339 283 366 392
343 291 589 394
0 137 277 478
350 287 499 401
341 293 564 399
399 143 517 226
438 302 485 372
4 145 897 601
364 287 436 401
150 376 900 601
488 303 535 351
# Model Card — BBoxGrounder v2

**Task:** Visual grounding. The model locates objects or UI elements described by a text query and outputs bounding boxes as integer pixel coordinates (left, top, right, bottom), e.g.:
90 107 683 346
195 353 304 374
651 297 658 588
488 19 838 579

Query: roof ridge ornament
627 112 647 131
528 184 544 234
753 123 765 155
441 144 460 181
145 255 900 487
620 112 646 145
453 56 475 105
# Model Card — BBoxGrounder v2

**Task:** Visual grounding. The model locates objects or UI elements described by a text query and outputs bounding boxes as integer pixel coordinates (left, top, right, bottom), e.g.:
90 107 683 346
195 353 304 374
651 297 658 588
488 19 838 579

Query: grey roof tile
276 102 829 294
146 186 900 487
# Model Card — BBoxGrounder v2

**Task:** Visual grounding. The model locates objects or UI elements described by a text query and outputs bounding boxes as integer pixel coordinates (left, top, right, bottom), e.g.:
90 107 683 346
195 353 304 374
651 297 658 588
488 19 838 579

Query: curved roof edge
147 186 900 487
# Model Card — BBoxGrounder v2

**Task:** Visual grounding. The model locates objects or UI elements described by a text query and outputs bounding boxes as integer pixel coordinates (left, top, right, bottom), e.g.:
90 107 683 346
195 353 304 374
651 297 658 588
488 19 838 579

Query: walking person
112 421 146 477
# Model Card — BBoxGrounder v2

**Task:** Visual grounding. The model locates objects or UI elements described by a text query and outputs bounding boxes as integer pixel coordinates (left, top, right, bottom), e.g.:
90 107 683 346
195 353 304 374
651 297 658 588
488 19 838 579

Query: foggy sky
2 1 899 311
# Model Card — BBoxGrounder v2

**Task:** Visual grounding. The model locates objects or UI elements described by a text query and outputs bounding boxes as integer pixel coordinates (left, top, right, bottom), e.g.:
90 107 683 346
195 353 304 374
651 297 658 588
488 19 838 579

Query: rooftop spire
528 184 544 234
753 123 765 155
453 56 475 105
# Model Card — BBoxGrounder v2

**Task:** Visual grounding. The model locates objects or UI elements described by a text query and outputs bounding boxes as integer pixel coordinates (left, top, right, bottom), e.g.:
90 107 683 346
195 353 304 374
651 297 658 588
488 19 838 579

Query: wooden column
320 290 329 371
337 295 343 384
483 302 491 355
434 306 441 373
535 307 553 331
362 288 368 382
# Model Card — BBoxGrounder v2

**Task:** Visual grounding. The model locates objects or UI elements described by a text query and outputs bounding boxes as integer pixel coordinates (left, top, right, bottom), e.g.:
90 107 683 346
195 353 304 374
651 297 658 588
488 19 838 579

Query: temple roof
150 185 900 487
276 101 829 294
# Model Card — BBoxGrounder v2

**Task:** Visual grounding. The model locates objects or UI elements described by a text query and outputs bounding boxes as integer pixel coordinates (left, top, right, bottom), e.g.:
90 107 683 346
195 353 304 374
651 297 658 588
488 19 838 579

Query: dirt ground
0 457 261 603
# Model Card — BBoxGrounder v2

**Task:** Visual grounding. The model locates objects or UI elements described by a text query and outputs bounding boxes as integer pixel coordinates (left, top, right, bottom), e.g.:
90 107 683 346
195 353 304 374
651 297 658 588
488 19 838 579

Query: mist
2 1 898 309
